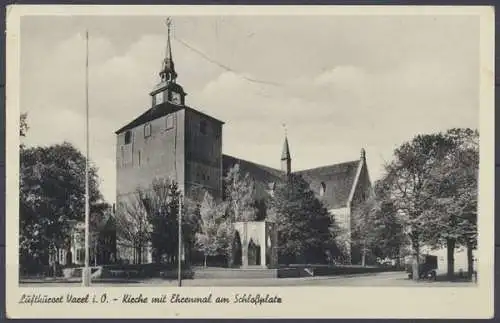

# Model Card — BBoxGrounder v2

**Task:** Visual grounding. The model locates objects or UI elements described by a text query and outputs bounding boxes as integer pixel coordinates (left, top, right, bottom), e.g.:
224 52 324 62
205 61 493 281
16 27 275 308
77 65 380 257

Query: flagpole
178 194 182 287
82 30 91 287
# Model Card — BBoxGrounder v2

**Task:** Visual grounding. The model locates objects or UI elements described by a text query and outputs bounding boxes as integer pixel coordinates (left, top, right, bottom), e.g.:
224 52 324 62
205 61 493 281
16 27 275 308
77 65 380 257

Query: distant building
115 23 372 265
54 211 117 267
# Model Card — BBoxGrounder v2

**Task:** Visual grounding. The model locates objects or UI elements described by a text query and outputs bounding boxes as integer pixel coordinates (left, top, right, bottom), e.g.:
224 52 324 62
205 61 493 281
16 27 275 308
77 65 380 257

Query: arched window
320 182 326 197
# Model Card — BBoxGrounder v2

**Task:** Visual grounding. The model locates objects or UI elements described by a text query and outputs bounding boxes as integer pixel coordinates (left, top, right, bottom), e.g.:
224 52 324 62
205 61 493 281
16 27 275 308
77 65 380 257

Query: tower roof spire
160 17 177 82
281 124 291 161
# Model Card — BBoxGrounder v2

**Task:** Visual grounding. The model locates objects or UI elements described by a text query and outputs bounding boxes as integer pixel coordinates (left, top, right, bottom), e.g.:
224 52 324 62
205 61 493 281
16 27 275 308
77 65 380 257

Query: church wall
115 109 186 223
115 109 186 264
184 109 223 201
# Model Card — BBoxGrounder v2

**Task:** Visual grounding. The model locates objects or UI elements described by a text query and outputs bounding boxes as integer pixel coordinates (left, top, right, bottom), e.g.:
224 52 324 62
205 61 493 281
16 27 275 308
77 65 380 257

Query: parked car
406 254 437 280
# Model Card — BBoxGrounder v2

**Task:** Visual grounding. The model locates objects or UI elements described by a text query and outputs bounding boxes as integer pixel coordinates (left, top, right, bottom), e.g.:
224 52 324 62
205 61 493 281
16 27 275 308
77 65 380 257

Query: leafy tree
75 202 113 266
115 189 152 264
268 174 336 264
220 164 260 266
181 191 202 265
116 179 200 265
20 113 28 138
19 142 104 273
352 185 404 266
195 192 228 267
224 164 258 222
383 133 455 280
421 128 478 279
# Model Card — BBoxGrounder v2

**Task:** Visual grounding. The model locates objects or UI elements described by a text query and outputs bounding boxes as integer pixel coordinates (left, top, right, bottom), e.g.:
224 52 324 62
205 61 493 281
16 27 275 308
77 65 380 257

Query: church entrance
248 239 261 266
232 231 242 267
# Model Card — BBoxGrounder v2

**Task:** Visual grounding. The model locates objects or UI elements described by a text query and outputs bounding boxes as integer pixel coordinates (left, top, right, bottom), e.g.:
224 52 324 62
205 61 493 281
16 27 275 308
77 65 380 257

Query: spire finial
360 148 366 160
165 17 172 59
282 123 287 137
160 17 177 82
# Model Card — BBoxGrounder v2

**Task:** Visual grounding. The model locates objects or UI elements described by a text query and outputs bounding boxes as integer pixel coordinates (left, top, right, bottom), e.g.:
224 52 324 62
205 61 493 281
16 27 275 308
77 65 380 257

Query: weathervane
282 123 288 137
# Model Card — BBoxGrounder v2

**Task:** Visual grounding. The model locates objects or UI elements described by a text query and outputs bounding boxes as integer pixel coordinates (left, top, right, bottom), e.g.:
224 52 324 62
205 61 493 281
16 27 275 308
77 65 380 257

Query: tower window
154 92 163 105
138 150 141 166
320 182 326 197
124 131 131 144
200 120 207 135
144 123 152 138
166 115 174 130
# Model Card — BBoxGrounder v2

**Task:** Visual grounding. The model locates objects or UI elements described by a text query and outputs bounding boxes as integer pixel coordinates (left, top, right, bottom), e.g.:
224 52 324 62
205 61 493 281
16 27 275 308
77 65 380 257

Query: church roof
222 154 283 184
295 160 361 209
222 154 284 200
222 153 365 210
115 102 224 134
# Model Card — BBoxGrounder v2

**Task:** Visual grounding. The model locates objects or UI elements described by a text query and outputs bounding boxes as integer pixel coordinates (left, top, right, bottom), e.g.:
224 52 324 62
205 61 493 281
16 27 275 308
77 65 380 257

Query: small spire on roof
281 124 291 161
360 148 366 160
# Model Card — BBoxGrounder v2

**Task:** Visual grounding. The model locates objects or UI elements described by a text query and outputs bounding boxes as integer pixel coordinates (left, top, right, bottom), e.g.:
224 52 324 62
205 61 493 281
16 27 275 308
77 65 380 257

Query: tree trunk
137 247 142 265
411 239 420 281
446 238 455 280
467 242 474 280
204 255 207 268
361 244 366 267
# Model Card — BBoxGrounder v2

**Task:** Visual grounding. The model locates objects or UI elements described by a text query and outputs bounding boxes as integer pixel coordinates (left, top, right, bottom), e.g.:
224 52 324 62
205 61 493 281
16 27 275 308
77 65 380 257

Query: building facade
115 23 372 264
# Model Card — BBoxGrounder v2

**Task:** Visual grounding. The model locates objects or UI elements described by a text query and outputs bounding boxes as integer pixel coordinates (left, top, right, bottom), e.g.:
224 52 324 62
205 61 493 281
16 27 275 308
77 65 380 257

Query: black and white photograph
6 5 494 319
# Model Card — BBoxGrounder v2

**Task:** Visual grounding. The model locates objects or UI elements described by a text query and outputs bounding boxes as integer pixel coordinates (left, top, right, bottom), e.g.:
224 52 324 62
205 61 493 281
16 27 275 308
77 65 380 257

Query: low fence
56 263 402 280
277 264 404 278
100 263 194 279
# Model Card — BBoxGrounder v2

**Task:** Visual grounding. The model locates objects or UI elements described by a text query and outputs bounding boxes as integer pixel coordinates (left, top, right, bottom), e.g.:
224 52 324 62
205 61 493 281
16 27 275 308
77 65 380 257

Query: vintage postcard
5 5 495 319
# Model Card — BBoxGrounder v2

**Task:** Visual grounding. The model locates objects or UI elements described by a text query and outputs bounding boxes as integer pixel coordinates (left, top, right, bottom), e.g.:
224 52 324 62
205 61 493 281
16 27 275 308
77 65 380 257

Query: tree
75 202 113 266
421 128 478 279
383 133 455 280
181 190 202 266
116 179 200 265
351 181 405 266
224 164 258 222
115 189 151 264
20 113 28 138
149 179 178 264
195 192 228 267
19 142 104 273
268 174 336 264
221 164 259 266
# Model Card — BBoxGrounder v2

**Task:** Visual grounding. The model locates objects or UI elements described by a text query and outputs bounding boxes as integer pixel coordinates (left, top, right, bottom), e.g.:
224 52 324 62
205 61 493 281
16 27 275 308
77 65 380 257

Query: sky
19 14 479 204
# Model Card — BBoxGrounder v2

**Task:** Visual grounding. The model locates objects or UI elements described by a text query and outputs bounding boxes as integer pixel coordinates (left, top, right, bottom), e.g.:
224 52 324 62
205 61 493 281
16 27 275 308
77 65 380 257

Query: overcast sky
20 14 479 203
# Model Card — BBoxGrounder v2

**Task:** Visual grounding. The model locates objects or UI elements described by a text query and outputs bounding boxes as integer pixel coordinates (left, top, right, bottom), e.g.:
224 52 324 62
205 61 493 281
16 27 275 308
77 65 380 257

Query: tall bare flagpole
178 194 182 287
82 30 91 287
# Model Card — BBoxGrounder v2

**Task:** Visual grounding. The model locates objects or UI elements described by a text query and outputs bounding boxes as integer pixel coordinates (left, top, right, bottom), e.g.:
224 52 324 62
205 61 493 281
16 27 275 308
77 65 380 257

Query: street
20 271 476 287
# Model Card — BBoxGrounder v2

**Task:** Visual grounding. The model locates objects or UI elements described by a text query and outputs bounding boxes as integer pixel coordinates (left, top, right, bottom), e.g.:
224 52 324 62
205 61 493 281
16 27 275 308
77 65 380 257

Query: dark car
406 254 437 280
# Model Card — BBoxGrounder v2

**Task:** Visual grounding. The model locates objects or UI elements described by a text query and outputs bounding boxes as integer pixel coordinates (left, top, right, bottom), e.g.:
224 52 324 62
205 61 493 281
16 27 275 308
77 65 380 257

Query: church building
115 21 372 264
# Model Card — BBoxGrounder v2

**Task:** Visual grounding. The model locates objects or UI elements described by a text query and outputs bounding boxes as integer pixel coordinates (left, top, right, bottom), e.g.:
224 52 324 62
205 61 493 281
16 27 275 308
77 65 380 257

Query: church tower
281 136 291 175
150 18 187 107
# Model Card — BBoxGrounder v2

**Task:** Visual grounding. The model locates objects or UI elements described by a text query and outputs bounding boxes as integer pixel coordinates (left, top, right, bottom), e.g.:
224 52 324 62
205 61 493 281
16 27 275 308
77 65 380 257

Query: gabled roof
222 154 283 184
295 160 361 209
222 154 284 200
115 102 225 135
